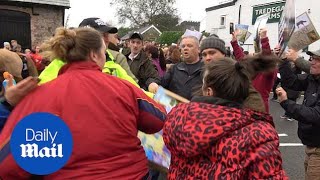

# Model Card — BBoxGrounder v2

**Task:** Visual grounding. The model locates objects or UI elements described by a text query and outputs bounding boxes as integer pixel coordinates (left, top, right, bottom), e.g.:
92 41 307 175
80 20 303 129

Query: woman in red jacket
0 27 166 179
231 28 277 112
163 57 287 179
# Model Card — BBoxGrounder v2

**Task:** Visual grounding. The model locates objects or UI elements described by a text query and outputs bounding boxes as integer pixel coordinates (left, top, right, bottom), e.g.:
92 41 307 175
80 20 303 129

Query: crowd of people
0 16 319 180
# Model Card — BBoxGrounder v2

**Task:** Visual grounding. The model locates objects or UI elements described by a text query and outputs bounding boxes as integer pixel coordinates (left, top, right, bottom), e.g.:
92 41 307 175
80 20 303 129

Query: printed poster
138 87 190 171
235 24 250 43
253 13 269 53
288 12 320 51
278 0 296 56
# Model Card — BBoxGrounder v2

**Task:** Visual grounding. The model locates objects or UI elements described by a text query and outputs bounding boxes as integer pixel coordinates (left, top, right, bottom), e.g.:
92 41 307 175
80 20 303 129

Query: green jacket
126 51 160 90
244 85 266 113
108 49 138 83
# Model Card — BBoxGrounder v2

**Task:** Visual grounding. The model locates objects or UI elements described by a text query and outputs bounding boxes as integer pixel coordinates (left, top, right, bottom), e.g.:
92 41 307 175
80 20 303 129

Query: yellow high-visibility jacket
38 51 154 98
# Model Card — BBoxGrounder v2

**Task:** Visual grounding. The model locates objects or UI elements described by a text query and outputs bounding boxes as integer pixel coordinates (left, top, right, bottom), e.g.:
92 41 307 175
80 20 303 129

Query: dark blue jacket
161 60 204 100
0 104 10 132
279 60 320 147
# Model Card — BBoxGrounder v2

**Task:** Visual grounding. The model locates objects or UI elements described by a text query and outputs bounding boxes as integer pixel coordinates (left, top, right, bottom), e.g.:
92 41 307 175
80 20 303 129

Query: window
220 15 226 27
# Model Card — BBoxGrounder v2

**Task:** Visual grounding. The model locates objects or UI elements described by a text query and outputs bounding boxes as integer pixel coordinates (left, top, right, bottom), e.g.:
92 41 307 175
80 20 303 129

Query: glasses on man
311 56 320 61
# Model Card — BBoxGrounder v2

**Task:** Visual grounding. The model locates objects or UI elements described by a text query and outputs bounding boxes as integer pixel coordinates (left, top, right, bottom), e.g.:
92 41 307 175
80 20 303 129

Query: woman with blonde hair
0 27 166 179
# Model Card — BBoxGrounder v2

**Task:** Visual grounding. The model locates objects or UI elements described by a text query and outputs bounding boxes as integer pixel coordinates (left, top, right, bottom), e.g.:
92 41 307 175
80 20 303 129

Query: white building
205 0 320 54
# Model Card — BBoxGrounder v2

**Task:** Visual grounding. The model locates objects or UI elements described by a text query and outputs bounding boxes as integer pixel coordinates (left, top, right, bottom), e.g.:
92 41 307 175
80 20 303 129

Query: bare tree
110 0 177 27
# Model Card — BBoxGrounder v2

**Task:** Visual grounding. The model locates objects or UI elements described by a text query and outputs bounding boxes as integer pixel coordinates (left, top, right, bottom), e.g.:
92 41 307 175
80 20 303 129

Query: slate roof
205 0 238 12
5 0 70 7
121 25 161 40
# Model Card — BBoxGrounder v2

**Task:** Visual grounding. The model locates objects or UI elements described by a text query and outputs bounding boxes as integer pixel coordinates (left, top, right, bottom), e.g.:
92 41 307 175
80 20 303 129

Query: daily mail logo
10 113 73 175
20 129 62 158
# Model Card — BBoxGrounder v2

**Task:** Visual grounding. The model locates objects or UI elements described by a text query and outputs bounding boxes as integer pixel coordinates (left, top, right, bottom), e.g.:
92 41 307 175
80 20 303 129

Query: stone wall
0 4 64 48
30 6 64 47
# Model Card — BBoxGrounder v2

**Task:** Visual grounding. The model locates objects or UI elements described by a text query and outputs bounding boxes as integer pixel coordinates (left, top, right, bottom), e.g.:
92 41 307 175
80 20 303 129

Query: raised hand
276 87 288 103
4 76 39 106
148 82 159 94
259 28 267 39
285 49 299 62
231 29 240 42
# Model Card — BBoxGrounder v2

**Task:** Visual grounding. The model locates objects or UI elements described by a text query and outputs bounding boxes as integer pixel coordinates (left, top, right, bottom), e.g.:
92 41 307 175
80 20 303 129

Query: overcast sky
65 0 221 28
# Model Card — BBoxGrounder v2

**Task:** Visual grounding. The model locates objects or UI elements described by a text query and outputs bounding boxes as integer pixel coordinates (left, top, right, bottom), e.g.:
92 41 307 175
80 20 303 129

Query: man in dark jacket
280 62 302 121
161 36 203 100
125 33 160 92
277 49 320 180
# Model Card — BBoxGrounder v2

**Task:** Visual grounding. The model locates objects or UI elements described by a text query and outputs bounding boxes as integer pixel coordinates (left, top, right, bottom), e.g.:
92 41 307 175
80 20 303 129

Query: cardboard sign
138 130 170 172
235 24 250 43
183 29 203 41
278 0 296 56
138 87 190 172
253 13 269 53
288 12 320 51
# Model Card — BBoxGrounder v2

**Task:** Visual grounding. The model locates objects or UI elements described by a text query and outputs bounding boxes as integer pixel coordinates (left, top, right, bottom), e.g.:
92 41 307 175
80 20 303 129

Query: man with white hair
3 42 11 51
277 49 320 179
161 36 203 100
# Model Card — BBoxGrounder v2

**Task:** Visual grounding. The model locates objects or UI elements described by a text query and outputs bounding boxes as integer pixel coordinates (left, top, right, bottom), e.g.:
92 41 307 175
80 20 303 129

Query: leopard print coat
163 96 287 179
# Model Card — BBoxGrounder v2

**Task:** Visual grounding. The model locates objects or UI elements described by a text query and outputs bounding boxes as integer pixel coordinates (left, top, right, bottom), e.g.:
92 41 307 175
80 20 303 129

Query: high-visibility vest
38 52 154 98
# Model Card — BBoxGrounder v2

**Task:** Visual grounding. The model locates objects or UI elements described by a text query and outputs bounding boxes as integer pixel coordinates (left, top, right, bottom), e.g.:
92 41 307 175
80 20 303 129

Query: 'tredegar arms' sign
252 2 285 25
